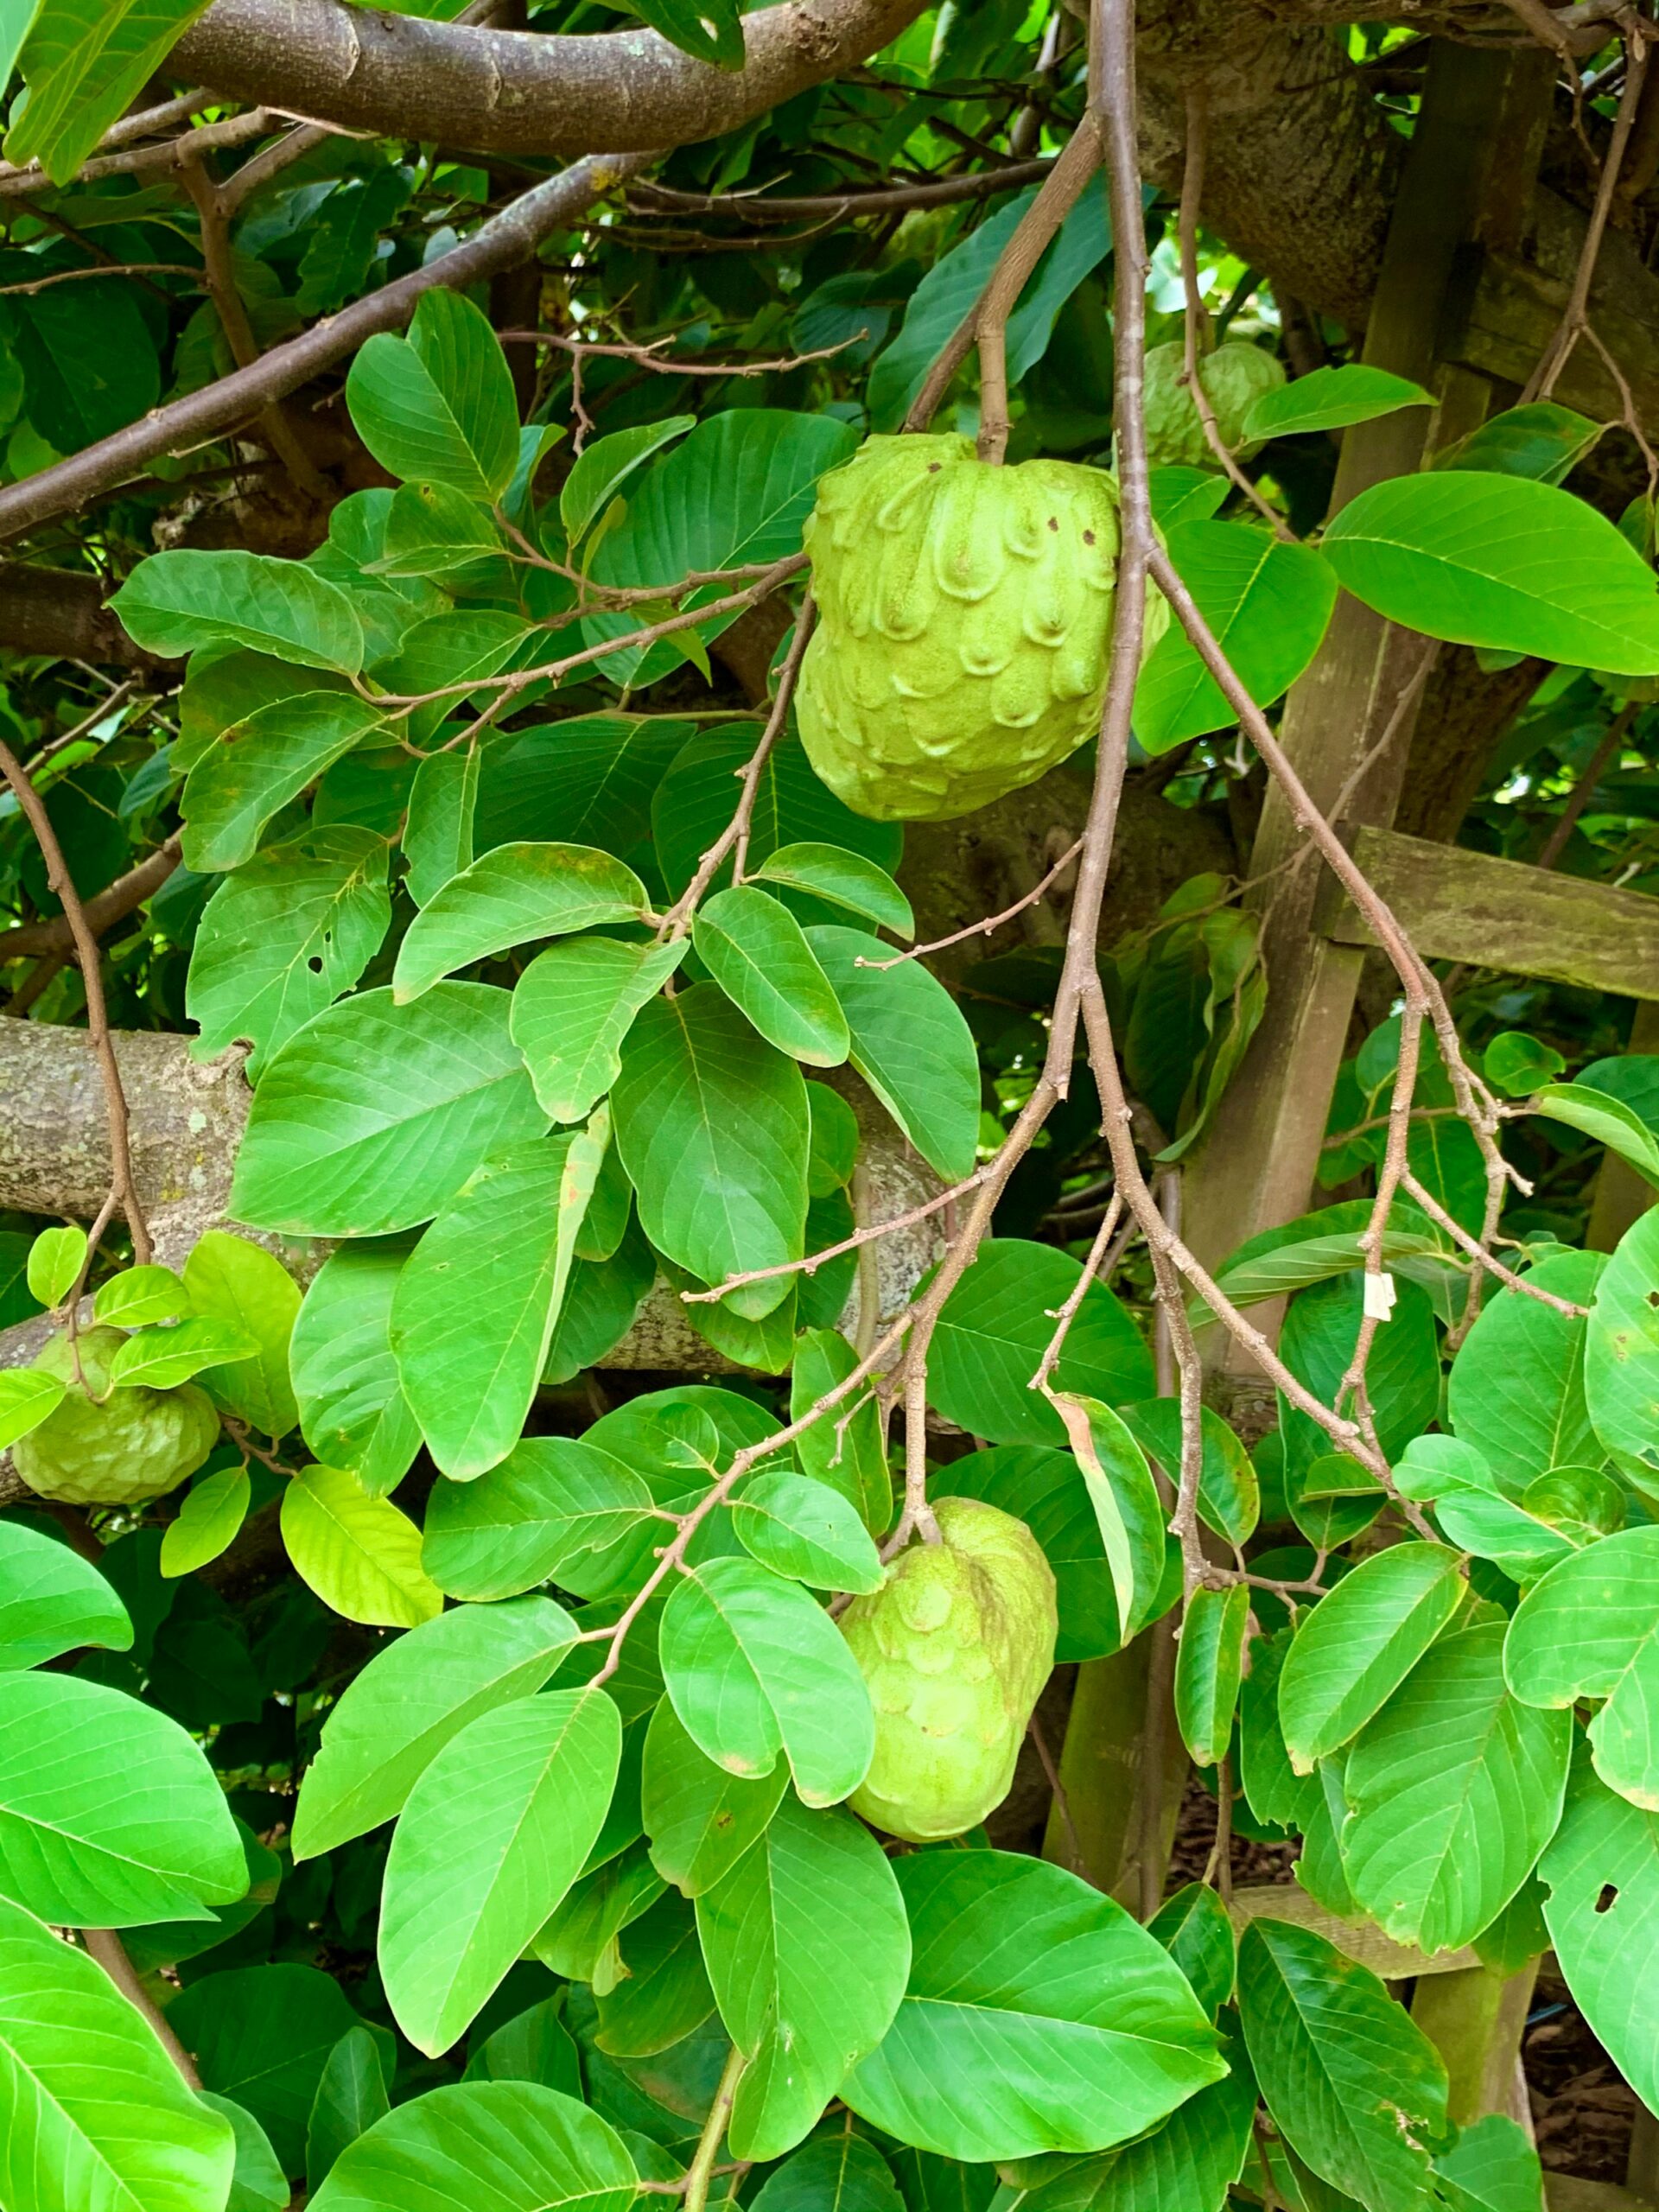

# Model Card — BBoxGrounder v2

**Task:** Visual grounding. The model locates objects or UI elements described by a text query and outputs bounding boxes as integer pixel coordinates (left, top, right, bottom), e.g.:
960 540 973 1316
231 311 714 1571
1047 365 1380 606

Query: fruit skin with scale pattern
798 433 1166 823
839 1494 1058 1841
1141 338 1286 470
12 1325 220 1506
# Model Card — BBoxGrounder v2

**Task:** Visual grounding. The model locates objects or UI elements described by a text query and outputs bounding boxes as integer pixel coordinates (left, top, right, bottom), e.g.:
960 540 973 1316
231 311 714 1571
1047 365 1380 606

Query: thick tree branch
0 565 177 669
0 838 182 962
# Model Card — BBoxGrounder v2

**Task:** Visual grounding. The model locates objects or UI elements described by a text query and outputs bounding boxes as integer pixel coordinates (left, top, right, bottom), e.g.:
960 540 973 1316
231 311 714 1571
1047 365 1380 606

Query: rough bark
1392 646 1544 845
0 565 175 671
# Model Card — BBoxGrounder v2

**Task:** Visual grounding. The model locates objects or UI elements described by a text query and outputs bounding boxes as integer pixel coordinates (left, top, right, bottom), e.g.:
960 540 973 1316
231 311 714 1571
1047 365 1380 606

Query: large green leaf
182 1230 301 1439
1447 1250 1604 1488
1174 1581 1249 1768
346 289 521 502
512 936 687 1123
731 1469 882 1593
291 1238 423 1498
613 984 810 1321
181 692 387 873
1118 1398 1259 1548
306 2082 638 2212
293 1596 576 1859
1276 1543 1465 1771
592 1888 715 2056
393 843 650 1003
1433 2115 1546 2212
1540 1760 1659 2120
281 1465 442 1629
8 0 213 181
1243 364 1433 441
1048 1395 1170 1648
696 887 850 1068
0 1521 130 1670
652 728 901 898
380 1688 622 2055
114 550 365 674
1586 1210 1659 1478
845 1851 1223 2161
1014 2033 1256 2212
1236 1918 1447 2212
929 1241 1154 1447
171 1963 360 2176
478 712 695 855
750 2134 906 2212
640 1694 789 1897
560 416 696 544
0 1671 244 1927
391 1128 601 1478
1135 522 1337 751
307 2027 390 2196
189 829 391 1073
1278 1271 1440 1491
1320 472 1659 674
232 984 549 1236
1504 1526 1659 1810
698 1794 910 2159
804 926 979 1180
659 1554 874 1806
421 1435 655 1602
0 1891 234 2212
1528 1082 1659 1186
1395 1433 1575 1585
752 844 914 937
1340 1621 1572 1954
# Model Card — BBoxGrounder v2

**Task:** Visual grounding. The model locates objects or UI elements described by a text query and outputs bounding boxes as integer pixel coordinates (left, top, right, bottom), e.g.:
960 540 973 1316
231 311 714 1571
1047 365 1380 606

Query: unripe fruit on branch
838 1495 1058 1841
13 1325 219 1507
1141 339 1286 470
798 434 1167 823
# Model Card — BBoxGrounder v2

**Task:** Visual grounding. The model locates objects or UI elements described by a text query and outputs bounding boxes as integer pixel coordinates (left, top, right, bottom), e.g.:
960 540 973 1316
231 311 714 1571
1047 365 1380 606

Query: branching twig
683 2044 746 2212
1399 1172 1591 1314
679 1166 984 1303
855 838 1082 969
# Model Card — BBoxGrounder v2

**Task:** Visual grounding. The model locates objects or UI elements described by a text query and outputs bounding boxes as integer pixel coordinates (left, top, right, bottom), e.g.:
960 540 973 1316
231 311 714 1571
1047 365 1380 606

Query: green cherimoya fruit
838 1494 1057 1840
797 434 1167 823
1142 340 1286 470
12 1325 219 1507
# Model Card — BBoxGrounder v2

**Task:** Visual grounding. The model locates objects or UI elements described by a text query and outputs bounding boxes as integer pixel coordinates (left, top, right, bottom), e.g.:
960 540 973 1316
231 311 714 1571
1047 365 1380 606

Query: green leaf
531 1842 664 1986
1048 1394 1170 1648
1484 1031 1566 1098
0 1521 130 1669
464 1993 582 2092
1135 521 1338 751
231 983 549 1236
1118 1399 1259 1548
659 1554 874 1805
0 1366 65 1450
1148 1883 1236 2019
203 2092 289 2212
1277 1542 1465 1772
391 1128 601 1478
696 887 851 1067
1395 1433 1573 1585
1539 1760 1659 2121
1321 472 1659 675
1586 1211 1659 1477
281 1464 442 1629
614 984 810 1321
8 0 214 182
640 1693 788 1897
293 1594 576 1859
0 1670 245 1926
1342 1620 1572 1954
654 728 901 899
291 1238 423 1497
1236 1918 1447 2212
161 1464 251 1577
845 1851 1223 2161
593 1888 715 2055
106 1314 257 1389
751 843 914 937
379 1687 621 2055
25 1224 83 1307
751 2133 905 2212
189 829 391 1073
172 1963 361 2176
306 2081 638 2212
629 0 741 66
307 2026 390 2196
1174 1581 1249 1768
92 1264 191 1329
1433 2115 1545 2212
1447 1249 1604 1488
403 742 480 906
1440 401 1602 486
1503 1525 1659 1809
372 479 503 581
1279 1272 1441 1492
929 1240 1155 1448
1016 2040 1255 2212
699 1793 910 2158
182 1230 302 1438
512 935 687 1123
114 550 365 673
1529 1081 1659 1185
182 691 387 873
394 843 650 1003
1243 364 1433 442
561 416 696 545
346 289 521 503
422 1435 655 1603
791 1326 892 1536
803 925 978 1180
731 1468 883 1592
0 1891 234 2212
1149 464 1230 527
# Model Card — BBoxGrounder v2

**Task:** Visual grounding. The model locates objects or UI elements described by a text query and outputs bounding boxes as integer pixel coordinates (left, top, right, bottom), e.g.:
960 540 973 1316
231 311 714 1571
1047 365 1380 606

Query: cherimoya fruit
13 1325 220 1507
1141 339 1286 470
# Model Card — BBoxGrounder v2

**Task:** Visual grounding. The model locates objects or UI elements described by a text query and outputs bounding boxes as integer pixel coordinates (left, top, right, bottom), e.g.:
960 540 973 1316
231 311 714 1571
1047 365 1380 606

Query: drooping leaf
305 2081 638 2212
593 1887 715 2056
790 1326 892 1537
114 550 365 674
1276 1542 1465 1772
1048 1394 1171 1648
1504 1525 1659 1810
8 0 216 182
181 1230 302 1437
696 887 850 1067
346 289 521 502
1539 1759 1659 2120
291 1237 424 1497
0 1367 67 1451
393 843 650 1003
1174 1581 1249 1768
1118 1398 1260 1548
105 1315 256 1390
640 1693 789 1897
1447 1249 1604 1490
0 1521 131 1670
160 1464 252 1577
1585 1209 1659 1478
750 2133 906 2212
1433 2115 1546 2212
804 925 979 1180
1529 1081 1659 1185
561 416 696 544
181 692 388 873
512 935 687 1123
307 2026 390 2196
1148 1882 1237 2019
281 1464 442 1629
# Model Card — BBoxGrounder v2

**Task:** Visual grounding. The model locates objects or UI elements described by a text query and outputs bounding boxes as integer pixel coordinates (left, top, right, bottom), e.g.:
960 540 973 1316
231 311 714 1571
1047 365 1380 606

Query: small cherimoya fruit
838 1495 1058 1840
797 434 1166 823
12 1325 219 1507
1141 340 1286 470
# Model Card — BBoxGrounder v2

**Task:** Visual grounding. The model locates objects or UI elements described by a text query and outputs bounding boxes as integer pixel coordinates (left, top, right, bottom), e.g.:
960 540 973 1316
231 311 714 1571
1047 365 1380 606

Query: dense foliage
6 4 1659 2212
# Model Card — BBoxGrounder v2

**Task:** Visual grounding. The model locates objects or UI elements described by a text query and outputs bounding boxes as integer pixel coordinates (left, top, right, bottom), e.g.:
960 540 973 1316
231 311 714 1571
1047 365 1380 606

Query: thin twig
1398 1171 1591 1314
1536 700 1636 868
82 1930 200 2088
683 2044 746 2212
678 1166 987 1302
1028 1710 1084 1867
501 328 851 378
855 838 1083 969
627 158 1052 220
1031 1191 1124 1391
0 262 202 299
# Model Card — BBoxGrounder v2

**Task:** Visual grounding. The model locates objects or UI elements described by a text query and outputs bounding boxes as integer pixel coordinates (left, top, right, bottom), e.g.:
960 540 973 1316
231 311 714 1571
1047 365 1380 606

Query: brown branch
0 107 287 200
679 1164 984 1303
218 120 340 215
628 157 1052 221
0 837 181 963
0 263 202 299
1535 699 1636 868
1398 1171 1591 1314
0 152 656 543
0 740 151 1265
82 1930 201 2088
857 838 1083 969
500 328 851 379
